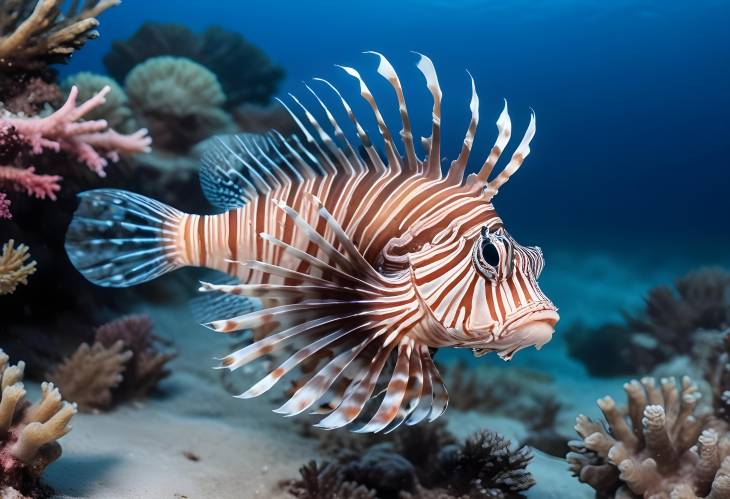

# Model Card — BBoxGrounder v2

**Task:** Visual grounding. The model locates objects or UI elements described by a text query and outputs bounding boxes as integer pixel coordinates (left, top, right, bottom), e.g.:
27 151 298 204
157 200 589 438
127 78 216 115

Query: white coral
568 376 730 498
0 349 76 495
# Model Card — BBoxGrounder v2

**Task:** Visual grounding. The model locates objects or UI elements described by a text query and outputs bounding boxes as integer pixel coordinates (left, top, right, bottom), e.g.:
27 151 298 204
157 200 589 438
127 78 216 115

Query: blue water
66 0 730 248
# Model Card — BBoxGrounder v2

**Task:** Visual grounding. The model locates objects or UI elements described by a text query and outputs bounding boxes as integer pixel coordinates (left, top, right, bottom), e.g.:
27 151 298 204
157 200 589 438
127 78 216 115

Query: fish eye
480 239 500 267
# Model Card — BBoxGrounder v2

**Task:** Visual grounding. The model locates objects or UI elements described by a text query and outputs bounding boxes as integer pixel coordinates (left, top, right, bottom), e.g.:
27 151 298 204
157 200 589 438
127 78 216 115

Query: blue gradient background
66 0 730 253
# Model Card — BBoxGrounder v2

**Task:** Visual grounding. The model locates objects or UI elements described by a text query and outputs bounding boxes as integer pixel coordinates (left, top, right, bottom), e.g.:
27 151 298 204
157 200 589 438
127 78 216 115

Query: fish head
410 222 558 360
462 225 559 359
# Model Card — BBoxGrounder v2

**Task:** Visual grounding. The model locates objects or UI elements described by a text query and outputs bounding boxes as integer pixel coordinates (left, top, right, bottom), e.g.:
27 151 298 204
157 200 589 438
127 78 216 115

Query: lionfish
65 53 559 432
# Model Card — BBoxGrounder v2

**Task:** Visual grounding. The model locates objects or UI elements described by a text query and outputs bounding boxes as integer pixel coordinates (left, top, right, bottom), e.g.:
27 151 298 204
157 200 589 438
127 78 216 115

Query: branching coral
0 349 76 498
293 422 534 499
0 163 61 201
47 340 132 412
0 75 62 115
566 268 730 376
627 268 730 352
0 191 11 218
0 84 150 217
567 376 730 498
62 72 136 132
0 0 119 71
2 85 151 176
124 56 234 152
433 430 535 498
288 461 376 499
94 314 176 401
103 22 284 108
705 330 730 424
0 239 36 295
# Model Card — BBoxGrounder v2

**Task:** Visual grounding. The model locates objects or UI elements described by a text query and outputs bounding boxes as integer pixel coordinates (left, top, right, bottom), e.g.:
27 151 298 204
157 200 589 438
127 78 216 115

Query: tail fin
65 189 185 287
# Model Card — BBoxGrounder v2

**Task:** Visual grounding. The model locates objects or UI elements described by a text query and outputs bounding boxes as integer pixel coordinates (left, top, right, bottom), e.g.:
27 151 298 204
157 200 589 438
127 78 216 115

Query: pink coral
0 192 9 219
2 85 151 177
0 166 61 200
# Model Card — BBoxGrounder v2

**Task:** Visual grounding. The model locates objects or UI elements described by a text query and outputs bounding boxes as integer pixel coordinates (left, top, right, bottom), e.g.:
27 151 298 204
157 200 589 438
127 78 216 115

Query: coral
0 84 150 217
0 164 61 200
61 72 136 132
103 22 284 108
1 76 63 115
445 361 558 422
433 430 535 498
0 239 36 295
2 85 151 176
444 361 568 456
564 322 657 376
124 56 235 152
47 341 132 412
0 349 76 498
567 376 730 498
94 314 176 401
705 330 730 423
288 461 376 499
294 422 533 499
342 443 417 498
627 268 730 351
566 268 730 376
0 191 10 218
0 0 119 71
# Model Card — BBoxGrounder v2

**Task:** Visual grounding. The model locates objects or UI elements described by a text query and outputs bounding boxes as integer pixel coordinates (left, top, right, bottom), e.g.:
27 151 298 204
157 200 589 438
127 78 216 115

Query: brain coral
62 72 136 132
125 56 235 152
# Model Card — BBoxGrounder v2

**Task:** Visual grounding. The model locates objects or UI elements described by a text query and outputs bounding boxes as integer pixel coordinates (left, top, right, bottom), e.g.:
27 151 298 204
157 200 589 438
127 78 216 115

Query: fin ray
65 189 184 287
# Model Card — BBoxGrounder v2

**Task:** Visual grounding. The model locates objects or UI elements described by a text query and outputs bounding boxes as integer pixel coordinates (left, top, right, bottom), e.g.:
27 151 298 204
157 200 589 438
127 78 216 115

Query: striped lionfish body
65 53 559 432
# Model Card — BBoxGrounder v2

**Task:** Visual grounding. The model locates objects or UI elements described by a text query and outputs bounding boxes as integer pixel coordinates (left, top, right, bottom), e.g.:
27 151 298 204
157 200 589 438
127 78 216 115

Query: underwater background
1 0 730 498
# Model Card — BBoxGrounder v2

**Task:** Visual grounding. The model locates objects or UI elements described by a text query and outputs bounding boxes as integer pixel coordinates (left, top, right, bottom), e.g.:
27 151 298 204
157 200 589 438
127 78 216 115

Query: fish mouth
471 307 560 359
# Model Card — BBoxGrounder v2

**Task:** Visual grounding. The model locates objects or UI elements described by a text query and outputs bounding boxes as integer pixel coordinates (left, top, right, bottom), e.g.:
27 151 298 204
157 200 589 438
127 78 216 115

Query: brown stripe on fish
227 209 238 274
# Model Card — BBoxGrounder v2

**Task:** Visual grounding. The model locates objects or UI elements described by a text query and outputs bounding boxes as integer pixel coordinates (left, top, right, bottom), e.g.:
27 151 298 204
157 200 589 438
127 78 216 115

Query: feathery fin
65 189 184 287
192 274 256 325
201 196 442 431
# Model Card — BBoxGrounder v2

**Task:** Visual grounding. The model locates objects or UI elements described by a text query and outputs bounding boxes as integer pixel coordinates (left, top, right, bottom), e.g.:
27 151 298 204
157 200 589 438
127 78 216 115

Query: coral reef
2 85 151 176
446 362 556 417
704 330 730 424
45 315 174 410
125 56 234 153
627 267 730 351
0 239 36 295
293 421 534 499
566 268 730 376
564 322 660 376
0 349 76 498
61 72 136 132
0 84 151 217
0 0 119 71
47 340 132 412
103 22 284 108
433 430 535 498
444 361 569 456
93 314 176 402
567 376 730 498
288 461 376 499
0 75 62 115
0 191 10 218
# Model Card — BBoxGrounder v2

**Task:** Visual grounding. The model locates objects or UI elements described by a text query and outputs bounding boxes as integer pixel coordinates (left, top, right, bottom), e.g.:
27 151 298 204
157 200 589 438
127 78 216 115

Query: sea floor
37 244 730 498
